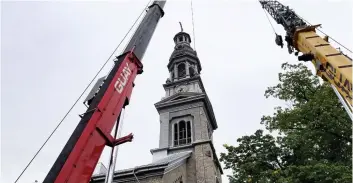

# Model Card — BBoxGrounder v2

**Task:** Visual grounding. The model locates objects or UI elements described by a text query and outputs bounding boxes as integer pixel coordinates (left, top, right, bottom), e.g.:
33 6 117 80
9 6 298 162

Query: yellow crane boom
259 0 352 112
295 25 352 107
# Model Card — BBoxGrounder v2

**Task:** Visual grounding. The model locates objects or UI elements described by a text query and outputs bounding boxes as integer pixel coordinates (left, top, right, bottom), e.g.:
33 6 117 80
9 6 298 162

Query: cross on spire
179 22 183 32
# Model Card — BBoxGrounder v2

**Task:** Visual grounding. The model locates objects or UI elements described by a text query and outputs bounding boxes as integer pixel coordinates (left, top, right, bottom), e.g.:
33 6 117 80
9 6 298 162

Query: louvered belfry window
174 120 191 146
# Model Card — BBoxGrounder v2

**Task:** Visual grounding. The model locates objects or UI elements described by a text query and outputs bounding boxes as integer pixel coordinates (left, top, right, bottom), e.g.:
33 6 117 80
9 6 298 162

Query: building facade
91 30 222 183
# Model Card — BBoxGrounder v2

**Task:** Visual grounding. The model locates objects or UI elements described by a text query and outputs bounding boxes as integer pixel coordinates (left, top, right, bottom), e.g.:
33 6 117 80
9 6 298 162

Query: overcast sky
1 0 352 183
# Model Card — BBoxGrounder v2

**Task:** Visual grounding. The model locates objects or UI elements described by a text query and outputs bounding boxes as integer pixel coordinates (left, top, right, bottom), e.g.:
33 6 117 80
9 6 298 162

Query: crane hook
275 34 283 48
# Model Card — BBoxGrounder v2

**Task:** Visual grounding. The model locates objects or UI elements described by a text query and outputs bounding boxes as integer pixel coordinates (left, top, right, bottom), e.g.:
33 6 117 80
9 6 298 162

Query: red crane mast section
43 1 166 182
57 51 140 183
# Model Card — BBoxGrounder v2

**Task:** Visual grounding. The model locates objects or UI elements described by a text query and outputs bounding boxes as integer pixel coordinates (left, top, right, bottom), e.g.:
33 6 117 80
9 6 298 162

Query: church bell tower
151 25 223 182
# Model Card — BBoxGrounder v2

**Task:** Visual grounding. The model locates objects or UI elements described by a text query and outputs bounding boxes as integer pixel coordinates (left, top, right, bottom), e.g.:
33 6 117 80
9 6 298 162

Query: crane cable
190 0 197 50
13 1 153 182
262 7 278 35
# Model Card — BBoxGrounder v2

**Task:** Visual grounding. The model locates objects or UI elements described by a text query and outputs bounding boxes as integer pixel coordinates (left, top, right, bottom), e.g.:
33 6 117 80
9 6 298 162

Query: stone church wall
162 163 187 182
194 143 220 183
186 151 197 182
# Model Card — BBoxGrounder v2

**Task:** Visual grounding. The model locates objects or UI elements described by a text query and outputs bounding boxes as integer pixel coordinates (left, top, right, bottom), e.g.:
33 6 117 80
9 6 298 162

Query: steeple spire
165 28 202 83
179 22 183 32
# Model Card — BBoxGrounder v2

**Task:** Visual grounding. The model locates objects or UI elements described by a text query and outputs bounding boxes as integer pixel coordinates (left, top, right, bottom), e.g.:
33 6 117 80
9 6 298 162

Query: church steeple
150 26 223 182
166 24 201 84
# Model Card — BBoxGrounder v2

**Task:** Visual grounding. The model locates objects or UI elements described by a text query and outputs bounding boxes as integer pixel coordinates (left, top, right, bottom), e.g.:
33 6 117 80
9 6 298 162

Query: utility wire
295 12 352 54
190 0 196 50
13 1 152 182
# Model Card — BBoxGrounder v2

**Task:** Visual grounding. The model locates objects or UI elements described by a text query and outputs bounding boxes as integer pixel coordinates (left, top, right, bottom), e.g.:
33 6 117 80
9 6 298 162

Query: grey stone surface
194 143 221 183
162 162 187 182
158 112 170 148
186 150 197 183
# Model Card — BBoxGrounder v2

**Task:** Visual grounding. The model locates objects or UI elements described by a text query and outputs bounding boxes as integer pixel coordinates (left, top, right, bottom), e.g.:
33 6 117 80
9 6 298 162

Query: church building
91 29 223 183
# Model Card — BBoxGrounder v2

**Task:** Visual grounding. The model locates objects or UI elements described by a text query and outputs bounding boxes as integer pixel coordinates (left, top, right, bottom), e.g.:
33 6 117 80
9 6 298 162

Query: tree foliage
220 63 352 183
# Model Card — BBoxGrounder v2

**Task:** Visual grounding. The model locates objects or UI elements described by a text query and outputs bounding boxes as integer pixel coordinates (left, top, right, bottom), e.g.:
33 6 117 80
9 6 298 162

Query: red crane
43 1 166 182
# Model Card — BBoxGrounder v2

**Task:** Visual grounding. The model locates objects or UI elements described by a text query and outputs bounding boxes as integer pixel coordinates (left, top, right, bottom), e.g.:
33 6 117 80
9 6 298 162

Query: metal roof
91 151 192 180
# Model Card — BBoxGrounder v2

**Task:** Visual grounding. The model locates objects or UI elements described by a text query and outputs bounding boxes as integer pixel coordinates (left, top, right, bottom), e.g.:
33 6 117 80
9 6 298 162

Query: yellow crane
259 0 352 119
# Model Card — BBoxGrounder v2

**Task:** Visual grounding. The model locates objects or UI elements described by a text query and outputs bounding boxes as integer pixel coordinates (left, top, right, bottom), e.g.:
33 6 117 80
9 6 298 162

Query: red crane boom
43 1 166 182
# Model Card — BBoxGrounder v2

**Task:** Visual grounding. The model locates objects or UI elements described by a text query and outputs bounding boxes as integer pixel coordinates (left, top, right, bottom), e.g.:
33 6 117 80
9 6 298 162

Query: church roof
90 151 191 181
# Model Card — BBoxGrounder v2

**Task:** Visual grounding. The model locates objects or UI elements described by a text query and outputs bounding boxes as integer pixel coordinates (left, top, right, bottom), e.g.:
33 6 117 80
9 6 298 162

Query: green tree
220 63 352 183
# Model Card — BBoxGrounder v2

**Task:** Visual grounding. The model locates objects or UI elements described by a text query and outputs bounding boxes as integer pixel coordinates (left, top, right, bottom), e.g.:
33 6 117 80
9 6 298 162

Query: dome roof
173 31 191 43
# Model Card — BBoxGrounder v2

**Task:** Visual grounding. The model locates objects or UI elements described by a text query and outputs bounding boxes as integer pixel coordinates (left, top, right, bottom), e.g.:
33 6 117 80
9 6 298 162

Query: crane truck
259 0 352 117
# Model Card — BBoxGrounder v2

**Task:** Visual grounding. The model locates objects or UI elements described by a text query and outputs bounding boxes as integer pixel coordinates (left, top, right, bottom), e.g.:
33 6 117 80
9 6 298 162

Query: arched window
189 66 195 77
174 120 192 146
177 63 186 79
179 121 186 144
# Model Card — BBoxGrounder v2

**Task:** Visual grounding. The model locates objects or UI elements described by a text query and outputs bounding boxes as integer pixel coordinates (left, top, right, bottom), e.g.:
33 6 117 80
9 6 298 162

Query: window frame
189 66 195 77
172 119 193 147
177 63 186 79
